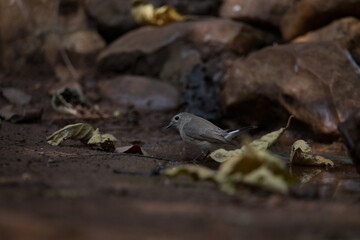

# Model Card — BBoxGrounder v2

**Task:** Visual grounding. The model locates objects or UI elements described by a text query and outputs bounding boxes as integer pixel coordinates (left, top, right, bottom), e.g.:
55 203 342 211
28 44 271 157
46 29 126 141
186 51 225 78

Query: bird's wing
182 121 229 144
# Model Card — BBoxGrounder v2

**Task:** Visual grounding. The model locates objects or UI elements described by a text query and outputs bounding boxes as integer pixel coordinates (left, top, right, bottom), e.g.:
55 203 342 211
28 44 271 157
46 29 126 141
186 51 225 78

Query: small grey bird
166 112 257 161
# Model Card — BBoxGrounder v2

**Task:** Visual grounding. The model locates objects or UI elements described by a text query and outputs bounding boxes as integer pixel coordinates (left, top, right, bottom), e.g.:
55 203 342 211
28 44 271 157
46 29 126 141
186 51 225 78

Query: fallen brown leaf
116 144 145 155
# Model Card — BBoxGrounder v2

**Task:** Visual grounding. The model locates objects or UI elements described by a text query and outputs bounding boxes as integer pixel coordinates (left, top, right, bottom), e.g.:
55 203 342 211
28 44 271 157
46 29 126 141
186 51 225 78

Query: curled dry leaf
211 115 294 163
88 129 117 152
162 145 292 195
47 123 94 146
47 123 117 152
51 86 89 115
116 144 145 155
290 140 334 167
242 166 289 194
131 0 187 26
216 145 291 194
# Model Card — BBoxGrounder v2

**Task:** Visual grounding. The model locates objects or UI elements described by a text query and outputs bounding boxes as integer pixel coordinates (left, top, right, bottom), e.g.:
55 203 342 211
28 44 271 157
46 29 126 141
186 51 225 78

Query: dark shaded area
181 64 221 122
339 111 360 174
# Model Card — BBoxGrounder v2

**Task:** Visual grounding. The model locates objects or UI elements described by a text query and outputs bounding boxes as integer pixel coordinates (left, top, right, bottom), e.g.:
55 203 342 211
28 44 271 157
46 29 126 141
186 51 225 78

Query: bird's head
165 112 189 129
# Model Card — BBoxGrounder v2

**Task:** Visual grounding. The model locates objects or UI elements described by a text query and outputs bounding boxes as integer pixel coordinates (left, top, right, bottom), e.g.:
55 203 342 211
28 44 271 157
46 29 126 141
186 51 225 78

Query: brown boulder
98 75 179 112
280 0 360 41
0 0 57 71
43 30 106 81
220 0 295 29
221 42 360 136
0 0 103 78
97 18 277 78
293 17 360 64
84 0 138 41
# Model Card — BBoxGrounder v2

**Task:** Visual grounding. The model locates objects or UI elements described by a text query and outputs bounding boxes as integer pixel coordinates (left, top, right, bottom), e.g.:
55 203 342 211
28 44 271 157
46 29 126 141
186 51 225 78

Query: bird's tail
225 126 257 141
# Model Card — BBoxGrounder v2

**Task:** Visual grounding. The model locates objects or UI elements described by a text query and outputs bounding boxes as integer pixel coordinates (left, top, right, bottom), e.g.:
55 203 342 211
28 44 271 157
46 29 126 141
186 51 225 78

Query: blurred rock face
293 17 360 65
0 0 105 80
96 18 277 77
221 42 360 136
96 18 277 120
220 0 295 29
281 0 360 40
84 0 138 42
98 76 179 112
0 0 57 72
1 0 360 137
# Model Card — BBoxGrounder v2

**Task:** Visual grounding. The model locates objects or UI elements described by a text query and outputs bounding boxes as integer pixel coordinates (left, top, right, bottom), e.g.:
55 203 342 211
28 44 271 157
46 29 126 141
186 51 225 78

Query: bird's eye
174 116 179 121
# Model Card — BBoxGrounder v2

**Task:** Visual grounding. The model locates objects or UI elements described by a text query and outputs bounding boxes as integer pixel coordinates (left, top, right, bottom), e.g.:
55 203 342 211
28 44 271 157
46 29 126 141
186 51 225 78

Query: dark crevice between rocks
232 18 282 38
180 63 222 123
148 0 222 17
339 111 360 174
290 9 360 40
84 13 139 44
59 0 80 16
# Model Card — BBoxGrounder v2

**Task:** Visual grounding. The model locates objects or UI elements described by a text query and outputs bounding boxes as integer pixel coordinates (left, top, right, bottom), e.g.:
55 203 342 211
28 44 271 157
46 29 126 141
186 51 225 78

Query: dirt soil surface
1 75 360 240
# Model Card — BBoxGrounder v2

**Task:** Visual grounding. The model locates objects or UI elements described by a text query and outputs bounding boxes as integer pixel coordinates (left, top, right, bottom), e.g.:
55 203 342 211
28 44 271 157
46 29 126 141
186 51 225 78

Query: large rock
0 0 57 71
281 0 360 41
98 75 179 112
293 17 360 64
220 0 295 29
43 30 106 81
221 42 360 136
84 0 138 42
0 0 104 78
97 18 277 79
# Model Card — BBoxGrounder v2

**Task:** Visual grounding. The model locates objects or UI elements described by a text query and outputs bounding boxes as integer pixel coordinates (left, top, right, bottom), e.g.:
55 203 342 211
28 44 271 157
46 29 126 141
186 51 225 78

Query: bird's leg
192 151 205 163
202 151 210 160
192 150 211 163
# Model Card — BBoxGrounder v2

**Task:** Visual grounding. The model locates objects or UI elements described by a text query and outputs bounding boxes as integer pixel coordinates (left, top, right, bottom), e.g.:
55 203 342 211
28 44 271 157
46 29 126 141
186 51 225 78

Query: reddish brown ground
0 75 360 240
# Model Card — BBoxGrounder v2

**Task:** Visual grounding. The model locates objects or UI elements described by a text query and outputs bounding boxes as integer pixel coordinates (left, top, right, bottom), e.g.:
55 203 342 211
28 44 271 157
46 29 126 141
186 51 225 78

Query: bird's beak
165 122 173 129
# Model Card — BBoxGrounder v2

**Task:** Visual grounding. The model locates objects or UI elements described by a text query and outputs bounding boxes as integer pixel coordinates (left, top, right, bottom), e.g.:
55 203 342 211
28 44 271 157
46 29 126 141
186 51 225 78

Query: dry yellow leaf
88 128 117 152
290 140 334 167
46 123 94 146
47 123 117 152
162 164 217 181
210 115 294 163
242 166 289 194
131 0 187 26
216 144 290 194
153 5 188 26
162 145 292 195
131 0 155 25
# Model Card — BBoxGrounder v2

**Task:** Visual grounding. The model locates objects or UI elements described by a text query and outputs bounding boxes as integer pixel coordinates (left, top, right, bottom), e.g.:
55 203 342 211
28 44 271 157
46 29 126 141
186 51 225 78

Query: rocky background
3 0 360 162
1 1 360 239
2 0 360 135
